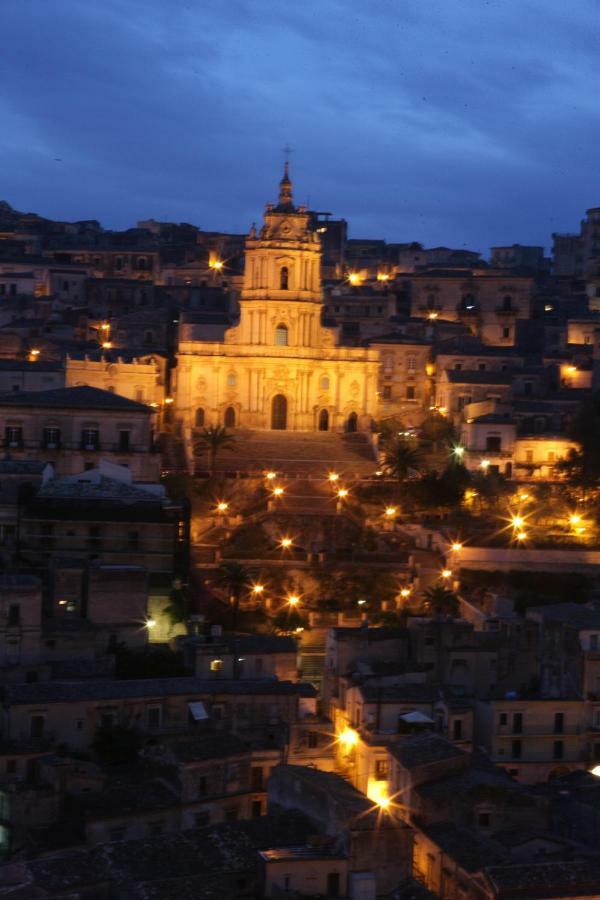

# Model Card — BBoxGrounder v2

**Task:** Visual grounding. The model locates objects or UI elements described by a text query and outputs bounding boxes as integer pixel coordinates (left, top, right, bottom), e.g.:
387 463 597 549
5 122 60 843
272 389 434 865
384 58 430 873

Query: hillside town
0 168 600 898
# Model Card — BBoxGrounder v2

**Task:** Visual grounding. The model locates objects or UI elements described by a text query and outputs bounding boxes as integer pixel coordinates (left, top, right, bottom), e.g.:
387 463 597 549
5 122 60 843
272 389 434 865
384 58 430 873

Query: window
195 408 205 427
127 531 139 550
591 634 599 651
30 715 45 739
100 712 115 729
375 759 388 780
406 385 416 400
254 657 263 675
275 324 288 346
81 428 99 450
478 812 490 827
554 713 564 734
195 811 210 827
251 800 262 818
453 719 463 740
210 658 223 673
43 427 60 448
7 605 20 627
307 731 319 749
224 406 236 428
512 739 522 759
548 451 555 463
383 385 392 400
251 767 263 790
6 760 16 775
115 257 123 271
513 712 523 733
280 267 289 290
5 426 23 448
320 376 330 390
502 295 513 311
502 327 511 339
407 355 416 371
226 373 237 387
137 257 147 270
198 776 208 796
553 740 564 760
486 435 501 452
118 430 130 452
525 449 533 463
148 820 163 835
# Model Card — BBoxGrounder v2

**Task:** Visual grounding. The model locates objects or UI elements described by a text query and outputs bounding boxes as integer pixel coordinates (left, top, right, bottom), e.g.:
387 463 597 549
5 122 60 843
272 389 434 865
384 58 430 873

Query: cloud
0 0 598 251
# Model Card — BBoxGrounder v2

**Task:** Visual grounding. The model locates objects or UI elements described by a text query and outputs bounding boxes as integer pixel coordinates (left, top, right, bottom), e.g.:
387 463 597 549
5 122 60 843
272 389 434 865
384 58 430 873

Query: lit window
210 659 223 672
320 376 330 390
227 373 237 387
275 324 288 346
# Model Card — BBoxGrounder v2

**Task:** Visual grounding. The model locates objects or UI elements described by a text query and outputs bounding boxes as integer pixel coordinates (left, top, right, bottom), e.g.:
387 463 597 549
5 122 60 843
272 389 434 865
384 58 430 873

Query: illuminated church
175 166 379 437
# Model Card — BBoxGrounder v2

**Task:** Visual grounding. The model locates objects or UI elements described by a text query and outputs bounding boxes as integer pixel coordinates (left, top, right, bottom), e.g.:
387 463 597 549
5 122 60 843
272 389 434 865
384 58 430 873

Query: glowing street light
347 272 362 286
287 594 300 607
102 341 112 350
451 542 463 553
569 514 582 527
385 506 397 518
452 446 465 459
272 486 285 498
280 537 293 549
511 516 524 529
328 472 340 483
441 569 453 579
516 531 527 542
209 259 224 271
164 397 174 405
428 311 438 320
400 588 411 599
251 583 265 595
145 618 157 629
216 501 229 513
28 348 40 361
336 488 349 499
337 727 358 749
480 459 491 471
265 471 277 481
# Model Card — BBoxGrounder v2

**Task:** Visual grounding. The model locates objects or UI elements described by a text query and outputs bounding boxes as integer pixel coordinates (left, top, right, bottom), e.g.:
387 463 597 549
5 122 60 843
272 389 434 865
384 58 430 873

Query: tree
565 392 600 486
382 437 422 482
272 607 309 635
420 412 456 451
193 425 236 476
422 584 459 618
163 580 190 633
92 723 142 764
214 561 253 630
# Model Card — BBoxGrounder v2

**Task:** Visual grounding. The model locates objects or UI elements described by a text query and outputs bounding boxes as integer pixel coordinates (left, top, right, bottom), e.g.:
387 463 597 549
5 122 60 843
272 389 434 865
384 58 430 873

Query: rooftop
2 676 316 705
390 733 468 769
0 384 153 412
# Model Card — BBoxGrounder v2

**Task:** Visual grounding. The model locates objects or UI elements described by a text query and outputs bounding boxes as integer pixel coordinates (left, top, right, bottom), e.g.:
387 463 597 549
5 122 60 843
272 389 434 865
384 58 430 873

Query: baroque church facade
175 166 379 439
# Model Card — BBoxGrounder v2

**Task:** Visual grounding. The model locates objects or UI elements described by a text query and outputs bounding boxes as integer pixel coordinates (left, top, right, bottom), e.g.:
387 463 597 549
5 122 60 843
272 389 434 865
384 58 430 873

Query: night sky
2 0 600 254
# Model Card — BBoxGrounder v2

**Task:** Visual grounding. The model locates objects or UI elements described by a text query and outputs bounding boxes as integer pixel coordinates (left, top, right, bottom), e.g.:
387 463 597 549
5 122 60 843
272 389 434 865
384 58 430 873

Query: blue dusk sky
1 0 599 254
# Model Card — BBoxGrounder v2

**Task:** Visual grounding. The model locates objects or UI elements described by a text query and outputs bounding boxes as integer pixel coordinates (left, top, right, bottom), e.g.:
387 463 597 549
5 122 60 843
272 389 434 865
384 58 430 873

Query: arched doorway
318 409 329 432
271 394 287 430
224 406 236 428
346 412 358 433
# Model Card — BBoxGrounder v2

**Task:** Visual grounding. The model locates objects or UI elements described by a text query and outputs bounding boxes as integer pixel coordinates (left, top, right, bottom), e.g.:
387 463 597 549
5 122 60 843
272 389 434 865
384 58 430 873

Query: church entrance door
318 409 329 431
271 394 287 430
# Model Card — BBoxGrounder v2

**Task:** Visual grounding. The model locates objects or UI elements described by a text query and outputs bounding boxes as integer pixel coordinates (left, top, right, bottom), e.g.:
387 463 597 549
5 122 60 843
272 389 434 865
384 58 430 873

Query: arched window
224 407 236 428
502 295 513 311
275 324 288 346
195 408 205 427
227 373 237 387
320 376 330 390
407 355 416 371
318 409 329 431
280 267 289 290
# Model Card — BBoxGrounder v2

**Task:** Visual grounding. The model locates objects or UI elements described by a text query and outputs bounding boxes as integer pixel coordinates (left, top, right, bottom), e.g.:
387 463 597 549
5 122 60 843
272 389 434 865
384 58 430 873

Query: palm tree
422 585 459 618
193 425 236 476
214 562 252 630
383 437 422 482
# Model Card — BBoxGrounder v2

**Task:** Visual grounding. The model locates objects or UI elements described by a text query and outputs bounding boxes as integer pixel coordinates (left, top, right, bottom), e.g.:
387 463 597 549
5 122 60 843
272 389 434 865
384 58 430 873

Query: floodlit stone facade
175 167 379 448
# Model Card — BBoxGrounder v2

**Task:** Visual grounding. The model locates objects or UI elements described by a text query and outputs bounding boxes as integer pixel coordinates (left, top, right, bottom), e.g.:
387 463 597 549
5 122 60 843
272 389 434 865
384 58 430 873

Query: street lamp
272 486 285 498
385 506 397 518
216 501 229 513
287 594 300 607
336 488 349 499
280 537 293 550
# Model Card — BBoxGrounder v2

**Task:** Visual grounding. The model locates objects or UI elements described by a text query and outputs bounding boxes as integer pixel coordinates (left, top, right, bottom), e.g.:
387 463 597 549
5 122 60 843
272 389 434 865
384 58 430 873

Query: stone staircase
207 430 377 478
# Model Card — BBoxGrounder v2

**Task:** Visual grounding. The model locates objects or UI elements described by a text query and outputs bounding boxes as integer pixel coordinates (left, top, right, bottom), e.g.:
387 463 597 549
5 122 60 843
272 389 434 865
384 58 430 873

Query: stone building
175 166 379 452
